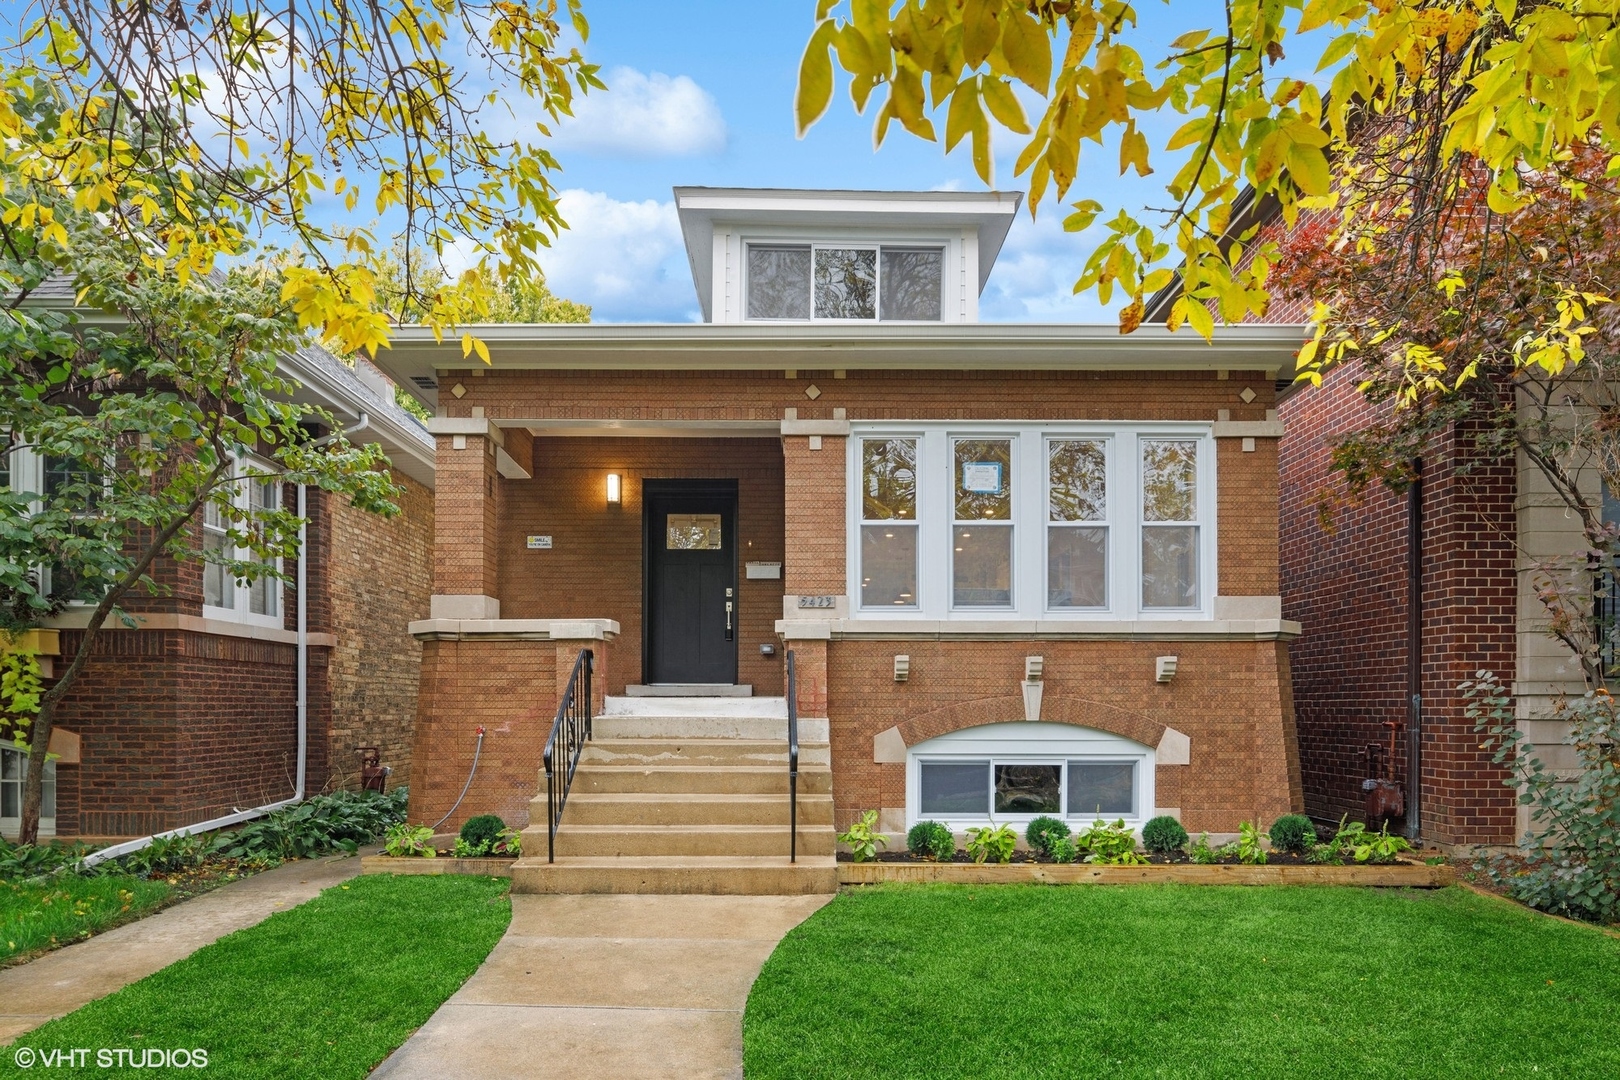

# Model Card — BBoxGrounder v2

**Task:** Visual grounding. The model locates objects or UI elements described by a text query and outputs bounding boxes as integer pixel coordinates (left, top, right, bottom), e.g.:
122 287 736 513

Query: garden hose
429 727 485 831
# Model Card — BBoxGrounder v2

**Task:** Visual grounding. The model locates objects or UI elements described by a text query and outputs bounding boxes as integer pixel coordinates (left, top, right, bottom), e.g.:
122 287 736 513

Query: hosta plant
384 823 436 859
838 810 887 863
1076 819 1146 866
964 822 1018 865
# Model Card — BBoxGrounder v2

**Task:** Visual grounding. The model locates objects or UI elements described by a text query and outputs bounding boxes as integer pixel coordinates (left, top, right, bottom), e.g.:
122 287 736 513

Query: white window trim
848 423 1217 621
739 233 955 324
202 456 284 629
1 747 56 840
905 722 1155 831
3 443 107 607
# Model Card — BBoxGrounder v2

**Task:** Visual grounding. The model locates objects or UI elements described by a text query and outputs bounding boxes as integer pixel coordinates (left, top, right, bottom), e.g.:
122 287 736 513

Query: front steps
512 696 838 895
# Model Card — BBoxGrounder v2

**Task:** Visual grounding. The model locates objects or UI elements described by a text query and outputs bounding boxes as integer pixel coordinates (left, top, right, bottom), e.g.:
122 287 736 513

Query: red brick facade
1278 360 1517 845
407 366 1304 835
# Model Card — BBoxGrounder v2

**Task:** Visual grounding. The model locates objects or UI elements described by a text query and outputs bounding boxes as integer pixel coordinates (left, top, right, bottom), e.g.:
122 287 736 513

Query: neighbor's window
953 438 1013 608
0 747 55 833
745 243 944 322
1047 439 1108 608
1140 439 1200 609
860 438 918 608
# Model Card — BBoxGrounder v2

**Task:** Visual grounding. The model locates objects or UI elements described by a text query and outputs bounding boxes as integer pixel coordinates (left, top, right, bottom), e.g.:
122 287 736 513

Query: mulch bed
845 849 1448 867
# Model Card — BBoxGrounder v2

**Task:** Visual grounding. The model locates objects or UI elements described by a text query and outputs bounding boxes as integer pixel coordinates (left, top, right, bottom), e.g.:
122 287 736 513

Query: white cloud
540 190 698 322
556 67 727 158
980 207 1113 323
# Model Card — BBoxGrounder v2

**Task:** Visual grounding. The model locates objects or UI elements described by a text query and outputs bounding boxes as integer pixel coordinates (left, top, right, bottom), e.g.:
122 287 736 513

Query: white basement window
907 722 1155 830
849 425 1214 619
1 747 55 839
745 243 944 322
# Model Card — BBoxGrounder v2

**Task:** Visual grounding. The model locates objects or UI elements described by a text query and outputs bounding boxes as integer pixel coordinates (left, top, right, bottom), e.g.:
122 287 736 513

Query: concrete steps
513 698 839 896
511 855 838 895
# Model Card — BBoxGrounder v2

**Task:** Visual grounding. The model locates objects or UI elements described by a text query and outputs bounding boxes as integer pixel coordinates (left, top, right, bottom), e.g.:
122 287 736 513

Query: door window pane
813 248 877 319
1048 526 1108 608
1068 760 1136 816
953 526 1012 607
667 514 723 550
1142 439 1197 521
861 526 917 607
955 439 1012 520
1142 525 1199 608
746 245 811 320
995 764 1062 814
879 248 943 321
862 439 916 520
920 760 989 815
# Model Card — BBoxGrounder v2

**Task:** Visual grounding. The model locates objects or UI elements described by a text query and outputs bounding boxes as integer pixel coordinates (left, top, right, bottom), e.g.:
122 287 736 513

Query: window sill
777 617 1301 641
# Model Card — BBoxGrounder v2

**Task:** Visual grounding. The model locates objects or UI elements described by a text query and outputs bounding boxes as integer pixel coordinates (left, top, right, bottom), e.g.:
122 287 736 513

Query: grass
744 884 1620 1079
1 874 172 965
11 874 511 1078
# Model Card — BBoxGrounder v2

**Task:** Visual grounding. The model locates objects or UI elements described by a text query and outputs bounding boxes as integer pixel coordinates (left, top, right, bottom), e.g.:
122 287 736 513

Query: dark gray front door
645 481 737 684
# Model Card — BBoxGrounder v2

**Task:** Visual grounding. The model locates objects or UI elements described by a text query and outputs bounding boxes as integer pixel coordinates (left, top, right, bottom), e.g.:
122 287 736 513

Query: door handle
725 600 734 641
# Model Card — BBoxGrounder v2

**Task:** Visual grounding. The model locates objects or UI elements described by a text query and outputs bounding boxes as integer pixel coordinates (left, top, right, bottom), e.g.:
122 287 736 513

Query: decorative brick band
894 693 1167 751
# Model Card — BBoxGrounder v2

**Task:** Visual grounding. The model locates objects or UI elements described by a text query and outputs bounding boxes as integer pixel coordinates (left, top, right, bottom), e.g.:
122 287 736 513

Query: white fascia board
374 323 1309 378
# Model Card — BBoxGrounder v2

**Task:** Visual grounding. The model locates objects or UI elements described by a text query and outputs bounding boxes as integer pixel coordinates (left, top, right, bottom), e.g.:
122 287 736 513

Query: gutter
81 413 370 870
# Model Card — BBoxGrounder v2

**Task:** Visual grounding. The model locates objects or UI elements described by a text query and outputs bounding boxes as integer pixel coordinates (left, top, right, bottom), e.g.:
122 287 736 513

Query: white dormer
674 188 1022 324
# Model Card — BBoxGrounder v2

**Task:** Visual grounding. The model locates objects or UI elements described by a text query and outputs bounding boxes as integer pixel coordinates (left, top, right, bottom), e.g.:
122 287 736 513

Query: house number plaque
797 595 837 609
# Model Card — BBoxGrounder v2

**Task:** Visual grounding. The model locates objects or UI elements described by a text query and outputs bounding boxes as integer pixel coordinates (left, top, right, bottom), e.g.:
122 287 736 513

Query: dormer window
745 243 943 322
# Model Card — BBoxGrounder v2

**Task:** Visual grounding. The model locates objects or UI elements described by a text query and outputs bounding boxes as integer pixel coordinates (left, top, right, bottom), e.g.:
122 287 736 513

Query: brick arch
896 694 1165 751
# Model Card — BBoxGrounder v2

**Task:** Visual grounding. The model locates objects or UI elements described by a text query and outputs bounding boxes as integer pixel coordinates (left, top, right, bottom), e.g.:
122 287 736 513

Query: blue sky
534 1 1242 323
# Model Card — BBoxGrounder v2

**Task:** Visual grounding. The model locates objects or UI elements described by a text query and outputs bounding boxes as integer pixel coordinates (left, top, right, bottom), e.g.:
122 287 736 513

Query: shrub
122 832 208 876
964 823 1018 864
1025 816 1071 857
838 810 887 862
1189 833 1218 864
1268 814 1317 854
1141 815 1189 855
907 820 956 861
1076 818 1146 865
1236 821 1269 865
216 788 409 861
384 823 436 858
1048 835 1078 864
458 814 505 853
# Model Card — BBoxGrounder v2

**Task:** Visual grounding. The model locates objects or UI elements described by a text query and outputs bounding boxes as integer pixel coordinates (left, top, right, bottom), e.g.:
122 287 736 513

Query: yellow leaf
1119 122 1152 177
835 25 879 80
1001 10 1052 94
946 79 983 152
981 78 1030 134
1118 298 1144 334
1142 268 1175 293
1254 129 1290 185
473 337 491 365
963 0 1000 69
795 21 838 137
1286 144 1331 196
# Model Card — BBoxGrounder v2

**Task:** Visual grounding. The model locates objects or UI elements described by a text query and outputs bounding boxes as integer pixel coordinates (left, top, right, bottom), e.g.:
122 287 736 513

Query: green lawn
744 884 1620 1079
8 874 511 1078
2 874 171 965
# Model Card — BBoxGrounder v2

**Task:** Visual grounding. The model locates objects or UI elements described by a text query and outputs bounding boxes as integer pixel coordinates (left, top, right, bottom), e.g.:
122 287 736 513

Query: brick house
1146 193 1560 850
3 344 435 841
372 188 1308 890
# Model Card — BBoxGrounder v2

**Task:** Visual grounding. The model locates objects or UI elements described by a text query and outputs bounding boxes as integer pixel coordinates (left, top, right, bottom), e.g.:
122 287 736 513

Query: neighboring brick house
373 187 1307 859
1146 192 1553 851
2 346 435 841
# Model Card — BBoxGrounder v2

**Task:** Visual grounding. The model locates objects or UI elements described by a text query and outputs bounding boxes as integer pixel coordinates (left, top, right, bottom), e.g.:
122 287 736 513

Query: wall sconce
893 655 910 682
1156 656 1178 683
605 473 622 505
1024 655 1044 682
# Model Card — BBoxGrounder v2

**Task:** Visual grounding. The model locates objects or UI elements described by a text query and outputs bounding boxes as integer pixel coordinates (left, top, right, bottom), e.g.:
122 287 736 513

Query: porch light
606 473 622 505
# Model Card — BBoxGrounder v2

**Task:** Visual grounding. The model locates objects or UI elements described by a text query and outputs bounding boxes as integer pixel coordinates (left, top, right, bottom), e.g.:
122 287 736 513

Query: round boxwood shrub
459 814 506 852
1268 813 1317 854
1141 815 1189 855
907 820 955 861
1025 816 1071 857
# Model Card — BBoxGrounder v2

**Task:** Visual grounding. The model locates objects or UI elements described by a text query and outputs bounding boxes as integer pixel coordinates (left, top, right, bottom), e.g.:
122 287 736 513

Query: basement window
0 747 56 839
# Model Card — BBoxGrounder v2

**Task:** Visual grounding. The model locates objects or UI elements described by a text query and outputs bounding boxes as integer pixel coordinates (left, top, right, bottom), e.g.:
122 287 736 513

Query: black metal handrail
543 648 594 863
786 649 799 863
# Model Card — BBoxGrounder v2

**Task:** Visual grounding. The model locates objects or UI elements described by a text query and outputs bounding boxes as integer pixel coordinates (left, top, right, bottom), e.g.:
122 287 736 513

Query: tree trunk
17 697 56 846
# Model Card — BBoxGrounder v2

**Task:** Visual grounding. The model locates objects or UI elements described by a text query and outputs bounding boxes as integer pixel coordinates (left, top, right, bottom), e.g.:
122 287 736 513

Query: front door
645 481 738 684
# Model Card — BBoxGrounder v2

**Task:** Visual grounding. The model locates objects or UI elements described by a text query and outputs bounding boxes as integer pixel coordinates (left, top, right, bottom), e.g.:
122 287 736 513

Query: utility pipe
1405 458 1423 841
81 412 370 870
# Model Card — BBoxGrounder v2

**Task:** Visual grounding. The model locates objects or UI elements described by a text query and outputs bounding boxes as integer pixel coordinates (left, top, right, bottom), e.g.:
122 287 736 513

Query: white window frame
1 746 55 839
202 455 284 628
906 722 1155 831
740 238 951 323
848 424 1216 621
2 442 107 606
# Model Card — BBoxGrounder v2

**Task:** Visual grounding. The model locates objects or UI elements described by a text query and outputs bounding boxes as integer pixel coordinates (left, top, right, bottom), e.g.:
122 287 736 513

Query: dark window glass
919 760 989 815
994 764 1062 814
813 248 877 319
746 245 811 320
1068 761 1136 816
880 248 943 321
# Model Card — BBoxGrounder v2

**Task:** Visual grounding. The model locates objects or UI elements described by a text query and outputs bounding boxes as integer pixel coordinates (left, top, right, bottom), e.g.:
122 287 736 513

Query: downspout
1405 457 1423 841
82 412 370 871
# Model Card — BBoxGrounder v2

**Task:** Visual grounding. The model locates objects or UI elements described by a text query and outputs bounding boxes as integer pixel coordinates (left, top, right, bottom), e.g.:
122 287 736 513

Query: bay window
851 426 1213 619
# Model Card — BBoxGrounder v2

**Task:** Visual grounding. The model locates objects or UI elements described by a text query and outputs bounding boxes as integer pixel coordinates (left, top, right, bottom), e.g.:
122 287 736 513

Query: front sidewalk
371 892 831 1080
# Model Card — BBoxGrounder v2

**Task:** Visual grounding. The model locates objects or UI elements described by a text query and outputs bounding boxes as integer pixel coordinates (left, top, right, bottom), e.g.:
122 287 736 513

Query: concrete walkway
0 851 364 1043
371 892 833 1080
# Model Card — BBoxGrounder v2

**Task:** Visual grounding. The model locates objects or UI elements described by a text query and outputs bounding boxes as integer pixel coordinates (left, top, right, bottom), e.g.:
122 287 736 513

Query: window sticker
961 462 1002 494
